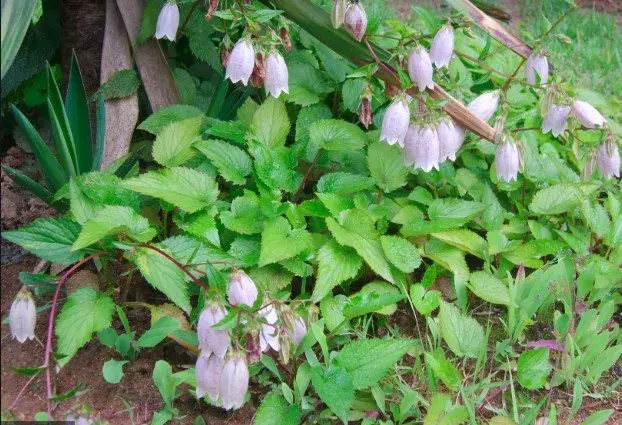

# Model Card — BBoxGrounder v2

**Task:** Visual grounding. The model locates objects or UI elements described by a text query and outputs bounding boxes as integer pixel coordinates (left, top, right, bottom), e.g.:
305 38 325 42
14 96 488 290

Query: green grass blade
206 80 230 118
0 0 37 78
47 98 77 177
46 63 79 171
92 93 106 171
65 52 93 172
1 165 53 204
114 147 145 179
11 104 68 191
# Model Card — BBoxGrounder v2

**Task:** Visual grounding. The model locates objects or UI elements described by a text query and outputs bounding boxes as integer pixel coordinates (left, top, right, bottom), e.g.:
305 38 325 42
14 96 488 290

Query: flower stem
137 244 209 290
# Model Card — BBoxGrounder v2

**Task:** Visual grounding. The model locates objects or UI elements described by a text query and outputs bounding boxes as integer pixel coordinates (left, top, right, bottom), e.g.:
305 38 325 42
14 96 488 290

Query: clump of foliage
2 0 620 424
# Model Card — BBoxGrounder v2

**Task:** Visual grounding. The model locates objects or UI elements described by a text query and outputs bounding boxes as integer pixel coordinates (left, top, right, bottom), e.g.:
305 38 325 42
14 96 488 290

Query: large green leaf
308 119 367 153
380 235 421 273
220 190 266 235
367 142 409 192
431 229 488 259
152 117 202 167
310 367 353 424
91 69 140 101
312 240 363 302
1 0 37 78
195 139 252 185
65 53 93 173
316 172 375 195
334 338 415 389
138 104 205 135
424 351 461 391
254 392 302 425
438 301 485 358
529 183 599 215
468 271 512 306
249 97 290 148
55 288 115 365
123 167 219 213
517 348 551 390
3 217 84 264
259 217 313 266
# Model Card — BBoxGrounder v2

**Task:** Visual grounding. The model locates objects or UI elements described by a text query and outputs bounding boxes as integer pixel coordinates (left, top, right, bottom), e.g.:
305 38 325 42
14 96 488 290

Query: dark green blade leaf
93 93 106 171
1 165 53 204
47 98 77 177
0 0 37 78
47 63 79 172
11 104 68 191
65 52 93 173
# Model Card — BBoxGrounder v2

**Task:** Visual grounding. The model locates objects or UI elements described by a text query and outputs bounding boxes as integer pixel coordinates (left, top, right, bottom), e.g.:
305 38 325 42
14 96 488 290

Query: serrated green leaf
254 392 302 425
249 97 290 148
259 217 313 266
344 291 404 318
316 172 375 195
252 144 303 193
308 119 367 152
152 117 202 167
529 184 599 215
284 61 334 106
72 205 157 250
517 348 551 390
380 235 421 273
2 217 84 264
312 240 363 302
56 288 115 365
410 284 440 316
425 351 461 391
334 338 415 389
91 69 140 101
438 301 485 358
468 271 512 306
174 210 220 247
138 105 205 135
220 191 266 235
428 198 487 222
249 265 294 293
195 139 252 185
123 167 219 213
137 316 180 348
295 104 332 146
102 359 128 384
320 295 349 332
310 367 353 424
431 229 488 259
368 142 410 192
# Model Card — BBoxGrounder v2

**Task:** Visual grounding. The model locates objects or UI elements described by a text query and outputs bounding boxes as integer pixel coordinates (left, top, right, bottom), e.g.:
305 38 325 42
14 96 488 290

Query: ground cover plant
1 0 620 424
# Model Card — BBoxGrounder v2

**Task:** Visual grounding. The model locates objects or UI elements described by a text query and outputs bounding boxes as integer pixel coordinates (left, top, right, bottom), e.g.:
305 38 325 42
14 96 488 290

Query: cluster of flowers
195 269 307 410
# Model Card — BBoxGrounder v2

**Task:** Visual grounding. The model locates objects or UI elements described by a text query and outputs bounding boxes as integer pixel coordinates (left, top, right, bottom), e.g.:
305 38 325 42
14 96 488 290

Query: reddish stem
137 244 209 290
44 255 94 413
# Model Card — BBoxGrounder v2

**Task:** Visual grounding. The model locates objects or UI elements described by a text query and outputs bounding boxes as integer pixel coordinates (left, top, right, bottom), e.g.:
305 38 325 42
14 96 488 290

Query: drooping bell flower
404 124 440 172
225 39 255 86
596 138 620 179
344 1 368 42
9 286 36 343
402 124 419 167
155 1 180 41
495 138 521 182
287 316 307 346
197 302 231 358
380 98 410 147
525 52 549 85
359 86 373 129
467 91 500 123
437 119 463 162
259 304 280 352
408 46 434 91
332 0 348 28
219 352 249 410
572 100 606 129
542 104 571 137
196 353 223 400
264 51 289 98
227 269 258 307
430 25 454 69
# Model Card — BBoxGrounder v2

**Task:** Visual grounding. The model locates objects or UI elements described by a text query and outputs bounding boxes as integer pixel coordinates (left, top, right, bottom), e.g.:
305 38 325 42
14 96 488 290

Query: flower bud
287 316 307 346
227 270 258 307
332 0 348 29
219 352 249 410
221 47 230 68
437 119 464 162
572 100 606 129
197 303 230 358
196 353 223 400
259 304 280 353
516 264 526 284
10 286 36 343
250 53 266 88
278 329 291 364
264 51 289 98
344 1 368 42
206 0 219 19
225 39 255 86
467 91 500 123
246 331 262 364
582 150 596 181
525 52 549 85
155 2 180 41
596 139 620 179
430 25 454 69
408 46 434 91
495 138 521 182
280 27 292 52
404 124 440 172
542 104 571 137
359 91 373 129
380 98 410 147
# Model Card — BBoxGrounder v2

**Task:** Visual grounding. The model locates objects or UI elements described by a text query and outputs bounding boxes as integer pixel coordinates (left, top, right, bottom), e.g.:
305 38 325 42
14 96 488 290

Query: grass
518 0 622 98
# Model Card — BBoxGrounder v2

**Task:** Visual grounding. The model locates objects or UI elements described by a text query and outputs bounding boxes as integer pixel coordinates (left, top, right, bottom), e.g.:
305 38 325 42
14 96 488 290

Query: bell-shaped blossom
155 2 180 41
287 317 307 346
197 303 231 358
467 91 500 123
430 25 454 68
542 104 571 137
404 125 440 172
66 415 92 425
259 304 279 352
10 286 36 343
265 51 289 98
225 40 255 86
219 353 249 410
408 46 434 91
380 98 410 147
596 142 620 179
437 119 464 162
227 270 258 307
525 52 549 85
196 354 223 400
495 138 521 182
344 1 368 41
332 0 348 29
572 100 606 129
